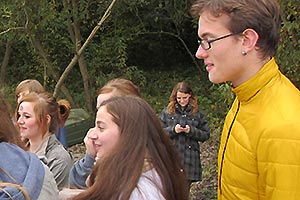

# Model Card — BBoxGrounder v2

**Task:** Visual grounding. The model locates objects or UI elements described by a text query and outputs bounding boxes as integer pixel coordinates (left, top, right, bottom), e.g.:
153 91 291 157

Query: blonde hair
97 78 141 97
15 79 44 101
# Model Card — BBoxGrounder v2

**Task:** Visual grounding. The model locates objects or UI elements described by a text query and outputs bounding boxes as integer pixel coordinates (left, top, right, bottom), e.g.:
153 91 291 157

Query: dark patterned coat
160 103 210 181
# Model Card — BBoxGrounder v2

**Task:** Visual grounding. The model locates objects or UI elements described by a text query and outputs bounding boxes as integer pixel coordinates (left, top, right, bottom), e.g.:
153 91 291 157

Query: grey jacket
36 134 73 189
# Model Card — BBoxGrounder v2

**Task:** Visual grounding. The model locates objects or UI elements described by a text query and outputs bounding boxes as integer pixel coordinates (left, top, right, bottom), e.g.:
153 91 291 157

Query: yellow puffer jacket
218 58 300 200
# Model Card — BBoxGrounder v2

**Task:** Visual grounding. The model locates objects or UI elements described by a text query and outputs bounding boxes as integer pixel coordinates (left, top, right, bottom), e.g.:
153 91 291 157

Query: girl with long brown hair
69 78 141 189
72 96 189 200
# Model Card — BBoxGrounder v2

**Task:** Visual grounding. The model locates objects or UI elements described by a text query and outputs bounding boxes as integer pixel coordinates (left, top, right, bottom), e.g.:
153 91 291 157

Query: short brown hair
191 0 282 59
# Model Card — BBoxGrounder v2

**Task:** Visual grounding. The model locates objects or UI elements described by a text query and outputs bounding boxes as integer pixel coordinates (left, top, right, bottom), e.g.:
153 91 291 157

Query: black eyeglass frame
197 32 243 50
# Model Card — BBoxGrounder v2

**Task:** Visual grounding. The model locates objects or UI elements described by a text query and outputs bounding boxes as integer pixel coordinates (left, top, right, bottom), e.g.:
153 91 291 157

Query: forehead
96 92 114 108
176 91 190 97
18 90 30 95
198 11 231 36
97 92 114 101
96 105 112 120
19 101 34 112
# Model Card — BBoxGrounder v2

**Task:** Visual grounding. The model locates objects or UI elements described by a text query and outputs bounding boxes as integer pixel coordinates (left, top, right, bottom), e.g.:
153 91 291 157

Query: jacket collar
232 57 279 102
175 103 192 113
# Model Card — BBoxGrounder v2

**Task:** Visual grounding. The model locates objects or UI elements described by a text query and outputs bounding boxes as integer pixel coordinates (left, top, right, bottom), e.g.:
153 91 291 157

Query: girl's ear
46 114 51 125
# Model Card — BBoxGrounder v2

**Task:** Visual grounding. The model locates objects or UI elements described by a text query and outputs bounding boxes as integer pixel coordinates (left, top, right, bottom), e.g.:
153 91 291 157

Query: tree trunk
27 31 79 107
72 0 93 114
0 40 12 86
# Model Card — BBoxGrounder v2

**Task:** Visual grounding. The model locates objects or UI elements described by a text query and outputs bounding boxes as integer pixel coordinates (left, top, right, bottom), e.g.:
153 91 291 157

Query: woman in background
15 79 69 147
15 79 45 104
160 81 210 188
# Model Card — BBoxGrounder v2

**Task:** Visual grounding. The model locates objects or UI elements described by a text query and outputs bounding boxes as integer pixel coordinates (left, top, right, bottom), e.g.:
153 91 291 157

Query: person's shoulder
0 142 34 161
46 135 72 161
130 169 165 200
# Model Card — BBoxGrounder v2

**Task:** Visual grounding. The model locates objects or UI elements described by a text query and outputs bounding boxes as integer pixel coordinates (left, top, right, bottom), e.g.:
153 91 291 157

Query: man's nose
195 45 208 59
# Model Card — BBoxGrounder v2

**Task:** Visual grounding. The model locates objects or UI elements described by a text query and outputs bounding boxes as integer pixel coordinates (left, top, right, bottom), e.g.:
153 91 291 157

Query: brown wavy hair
167 82 198 115
73 96 189 200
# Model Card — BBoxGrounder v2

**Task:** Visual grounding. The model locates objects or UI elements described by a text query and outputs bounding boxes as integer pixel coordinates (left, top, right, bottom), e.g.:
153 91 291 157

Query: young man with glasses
191 0 300 199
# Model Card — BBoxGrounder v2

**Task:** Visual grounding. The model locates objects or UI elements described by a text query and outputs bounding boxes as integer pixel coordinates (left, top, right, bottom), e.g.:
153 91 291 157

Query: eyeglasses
198 32 242 50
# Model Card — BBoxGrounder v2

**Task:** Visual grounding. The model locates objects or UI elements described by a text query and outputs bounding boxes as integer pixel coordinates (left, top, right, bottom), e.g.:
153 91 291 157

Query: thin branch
53 0 117 97
0 27 24 35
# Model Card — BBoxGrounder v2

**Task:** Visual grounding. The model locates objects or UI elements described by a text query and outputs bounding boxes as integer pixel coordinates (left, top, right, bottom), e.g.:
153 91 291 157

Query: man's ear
241 28 259 52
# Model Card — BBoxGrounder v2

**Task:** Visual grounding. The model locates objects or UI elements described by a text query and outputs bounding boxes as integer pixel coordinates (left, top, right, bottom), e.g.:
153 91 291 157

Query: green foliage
277 0 300 88
0 84 17 114
0 0 299 117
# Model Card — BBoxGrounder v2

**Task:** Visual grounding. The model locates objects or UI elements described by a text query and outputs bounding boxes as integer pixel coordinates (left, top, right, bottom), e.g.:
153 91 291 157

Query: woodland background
0 0 299 199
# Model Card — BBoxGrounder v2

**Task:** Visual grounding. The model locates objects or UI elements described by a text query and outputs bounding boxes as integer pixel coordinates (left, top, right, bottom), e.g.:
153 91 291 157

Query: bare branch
0 27 25 35
53 0 118 97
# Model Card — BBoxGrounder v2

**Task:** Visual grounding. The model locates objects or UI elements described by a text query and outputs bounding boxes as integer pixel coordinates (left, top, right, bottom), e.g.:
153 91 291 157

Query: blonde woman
0 93 59 199
16 92 73 189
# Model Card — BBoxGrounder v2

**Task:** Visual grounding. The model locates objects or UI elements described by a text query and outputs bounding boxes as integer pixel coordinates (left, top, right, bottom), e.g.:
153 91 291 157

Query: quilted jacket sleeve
257 123 300 200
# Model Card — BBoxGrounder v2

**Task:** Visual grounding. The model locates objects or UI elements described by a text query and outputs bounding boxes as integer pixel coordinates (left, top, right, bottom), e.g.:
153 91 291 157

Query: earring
242 50 247 56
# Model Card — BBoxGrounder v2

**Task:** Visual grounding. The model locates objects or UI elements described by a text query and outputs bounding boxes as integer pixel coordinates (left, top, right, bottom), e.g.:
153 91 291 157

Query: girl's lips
94 144 101 152
19 127 27 131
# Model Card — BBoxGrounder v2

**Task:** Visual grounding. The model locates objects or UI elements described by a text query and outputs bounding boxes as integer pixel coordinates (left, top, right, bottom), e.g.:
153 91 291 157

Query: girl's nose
17 117 24 125
87 128 98 140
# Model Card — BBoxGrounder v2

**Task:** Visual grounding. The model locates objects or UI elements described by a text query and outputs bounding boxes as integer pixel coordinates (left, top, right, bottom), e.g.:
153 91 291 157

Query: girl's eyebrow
19 111 32 115
96 120 104 127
